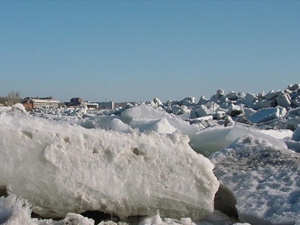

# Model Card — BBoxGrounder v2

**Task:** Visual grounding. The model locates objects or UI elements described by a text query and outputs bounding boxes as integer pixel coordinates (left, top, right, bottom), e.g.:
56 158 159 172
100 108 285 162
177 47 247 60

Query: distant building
84 101 98 109
98 101 115 110
65 97 84 107
21 97 59 110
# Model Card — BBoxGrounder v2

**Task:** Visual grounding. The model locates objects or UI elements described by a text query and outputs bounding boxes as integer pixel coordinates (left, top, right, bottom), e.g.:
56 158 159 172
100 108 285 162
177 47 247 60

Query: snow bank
11 103 27 113
211 136 300 225
189 124 287 157
0 112 218 220
0 103 26 114
80 116 134 133
120 104 200 137
130 118 177 134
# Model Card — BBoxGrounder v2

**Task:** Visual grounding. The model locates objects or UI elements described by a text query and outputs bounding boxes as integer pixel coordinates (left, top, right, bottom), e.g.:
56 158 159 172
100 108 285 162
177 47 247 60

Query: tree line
0 91 21 106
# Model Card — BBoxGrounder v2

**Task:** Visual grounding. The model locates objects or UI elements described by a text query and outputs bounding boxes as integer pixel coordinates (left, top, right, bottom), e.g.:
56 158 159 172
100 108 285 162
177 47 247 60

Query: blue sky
0 1 299 102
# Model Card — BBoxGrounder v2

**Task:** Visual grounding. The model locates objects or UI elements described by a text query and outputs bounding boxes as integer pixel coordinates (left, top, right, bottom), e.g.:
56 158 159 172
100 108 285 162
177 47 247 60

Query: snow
0 195 250 225
0 103 27 114
63 213 95 225
0 195 35 225
258 129 293 140
138 210 249 225
120 104 200 137
1 84 300 225
189 124 287 157
0 112 218 220
130 118 177 134
80 116 134 133
211 136 300 225
0 195 95 225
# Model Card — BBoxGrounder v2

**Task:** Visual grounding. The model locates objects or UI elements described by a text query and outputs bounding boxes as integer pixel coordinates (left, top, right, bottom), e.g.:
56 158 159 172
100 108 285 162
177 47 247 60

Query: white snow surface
189 124 287 157
0 195 95 225
129 118 177 134
138 211 249 225
0 111 219 220
0 103 27 114
1 86 300 225
211 136 300 225
80 116 134 133
258 129 293 140
0 195 250 225
120 104 200 137
0 195 35 225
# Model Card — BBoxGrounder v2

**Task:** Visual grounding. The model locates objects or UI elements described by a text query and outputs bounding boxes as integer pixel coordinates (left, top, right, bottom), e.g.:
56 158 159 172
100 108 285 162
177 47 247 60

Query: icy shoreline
1 84 300 225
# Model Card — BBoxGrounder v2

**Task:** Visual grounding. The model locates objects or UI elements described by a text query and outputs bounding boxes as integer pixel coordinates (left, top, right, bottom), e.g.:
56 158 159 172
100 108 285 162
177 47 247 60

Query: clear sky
0 1 299 103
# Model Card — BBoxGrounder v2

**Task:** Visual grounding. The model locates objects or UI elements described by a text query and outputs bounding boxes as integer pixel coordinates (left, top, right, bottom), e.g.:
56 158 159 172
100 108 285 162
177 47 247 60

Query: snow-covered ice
247 107 286 124
0 112 218 220
129 118 177 134
211 136 300 225
189 124 287 157
0 195 250 225
120 104 200 137
1 84 300 225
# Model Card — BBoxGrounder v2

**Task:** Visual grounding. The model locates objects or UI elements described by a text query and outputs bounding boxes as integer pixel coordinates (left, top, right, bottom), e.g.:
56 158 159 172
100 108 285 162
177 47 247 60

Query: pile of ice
29 84 300 136
189 124 288 157
211 136 300 225
0 112 218 219
1 84 300 225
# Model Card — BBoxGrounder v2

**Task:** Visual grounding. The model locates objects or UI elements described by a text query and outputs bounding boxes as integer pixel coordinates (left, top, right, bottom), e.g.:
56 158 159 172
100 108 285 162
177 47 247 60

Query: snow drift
189 124 287 157
120 104 200 137
211 136 300 225
0 112 219 220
